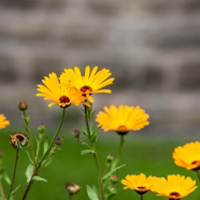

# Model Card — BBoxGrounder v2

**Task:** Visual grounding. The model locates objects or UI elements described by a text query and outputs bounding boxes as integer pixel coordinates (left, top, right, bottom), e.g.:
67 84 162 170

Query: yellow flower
0 114 10 129
173 141 200 170
121 173 157 194
60 66 114 102
36 72 86 108
152 174 197 200
95 105 150 135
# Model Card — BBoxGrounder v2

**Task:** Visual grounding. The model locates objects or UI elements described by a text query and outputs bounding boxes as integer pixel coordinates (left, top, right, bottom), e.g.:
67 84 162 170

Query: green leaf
33 176 47 182
78 124 88 137
43 140 48 155
3 172 11 185
25 164 33 183
81 149 95 155
86 185 99 200
102 164 126 182
11 184 21 196
26 151 34 164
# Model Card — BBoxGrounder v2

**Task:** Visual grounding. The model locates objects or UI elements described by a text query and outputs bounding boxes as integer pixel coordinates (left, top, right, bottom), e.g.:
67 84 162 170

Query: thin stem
7 148 20 200
140 194 143 200
196 170 200 182
38 108 66 167
21 108 66 200
0 180 6 200
84 105 104 200
112 135 124 169
23 111 36 166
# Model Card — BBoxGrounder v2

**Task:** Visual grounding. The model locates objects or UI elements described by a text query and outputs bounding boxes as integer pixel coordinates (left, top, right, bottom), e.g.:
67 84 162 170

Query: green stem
112 135 124 169
7 148 20 200
23 111 36 166
84 105 104 200
21 108 66 200
140 194 143 200
0 180 6 200
196 170 200 182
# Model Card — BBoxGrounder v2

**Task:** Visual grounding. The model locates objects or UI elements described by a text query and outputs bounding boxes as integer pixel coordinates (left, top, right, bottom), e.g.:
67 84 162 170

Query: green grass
0 127 200 200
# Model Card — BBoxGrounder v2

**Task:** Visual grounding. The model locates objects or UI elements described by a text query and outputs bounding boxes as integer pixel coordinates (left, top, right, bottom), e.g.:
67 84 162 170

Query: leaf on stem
32 176 47 182
78 124 88 137
102 164 126 182
25 151 34 165
25 164 34 183
10 184 21 196
43 140 49 155
86 185 99 200
81 149 95 155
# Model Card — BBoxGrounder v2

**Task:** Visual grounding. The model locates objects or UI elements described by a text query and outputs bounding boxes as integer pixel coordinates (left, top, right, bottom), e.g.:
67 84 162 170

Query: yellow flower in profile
152 174 197 200
60 66 114 102
96 105 150 135
121 173 157 194
173 141 200 170
36 72 86 108
0 114 10 129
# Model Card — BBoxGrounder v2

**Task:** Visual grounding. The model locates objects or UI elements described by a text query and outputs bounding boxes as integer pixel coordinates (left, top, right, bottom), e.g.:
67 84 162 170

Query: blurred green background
1 124 199 200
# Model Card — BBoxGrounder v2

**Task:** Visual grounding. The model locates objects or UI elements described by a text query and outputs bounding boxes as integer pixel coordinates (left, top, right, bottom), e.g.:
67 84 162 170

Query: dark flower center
169 192 181 200
59 96 71 108
116 125 129 136
191 160 200 171
135 186 148 195
80 85 93 94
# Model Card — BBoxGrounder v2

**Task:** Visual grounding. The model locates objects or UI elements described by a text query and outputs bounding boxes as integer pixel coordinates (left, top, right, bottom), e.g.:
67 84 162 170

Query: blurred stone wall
0 0 200 136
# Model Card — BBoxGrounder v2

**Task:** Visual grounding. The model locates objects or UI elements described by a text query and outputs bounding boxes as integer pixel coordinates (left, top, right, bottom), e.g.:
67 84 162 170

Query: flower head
152 174 197 200
36 72 86 108
0 114 10 129
96 105 150 135
10 132 28 149
121 173 157 195
60 66 114 102
173 141 200 170
66 182 81 195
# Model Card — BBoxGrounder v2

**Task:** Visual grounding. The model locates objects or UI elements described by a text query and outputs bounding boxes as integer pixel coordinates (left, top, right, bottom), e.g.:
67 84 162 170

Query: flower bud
110 174 118 183
106 153 114 165
54 137 63 146
38 124 45 134
18 102 28 111
66 182 81 195
10 132 28 149
72 129 81 139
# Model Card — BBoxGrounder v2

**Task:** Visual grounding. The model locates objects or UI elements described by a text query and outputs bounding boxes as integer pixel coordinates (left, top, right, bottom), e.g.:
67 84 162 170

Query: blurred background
1 1 200 200
1 0 200 137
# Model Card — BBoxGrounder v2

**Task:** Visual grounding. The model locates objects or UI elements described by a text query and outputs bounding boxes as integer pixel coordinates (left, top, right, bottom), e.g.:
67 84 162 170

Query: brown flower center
10 133 29 149
191 160 200 171
59 96 71 108
80 85 93 94
135 186 148 195
116 125 129 136
169 192 181 200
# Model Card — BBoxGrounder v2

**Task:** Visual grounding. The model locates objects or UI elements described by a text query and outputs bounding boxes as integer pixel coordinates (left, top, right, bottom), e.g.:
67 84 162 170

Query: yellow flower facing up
173 141 200 170
60 66 115 102
152 174 197 200
36 72 86 108
121 173 157 195
96 105 150 135
0 114 10 129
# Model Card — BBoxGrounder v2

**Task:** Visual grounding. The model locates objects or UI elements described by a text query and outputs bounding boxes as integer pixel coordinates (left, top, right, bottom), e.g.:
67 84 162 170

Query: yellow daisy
60 66 114 102
172 141 200 170
152 174 197 200
36 72 86 108
121 173 157 194
95 105 150 135
0 114 10 129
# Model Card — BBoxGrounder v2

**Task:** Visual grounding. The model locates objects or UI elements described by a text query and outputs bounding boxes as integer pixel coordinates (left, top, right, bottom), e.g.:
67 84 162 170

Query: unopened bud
54 137 63 146
106 153 114 164
38 124 45 134
110 174 118 183
18 102 28 111
72 129 81 139
66 182 81 195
